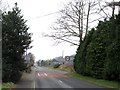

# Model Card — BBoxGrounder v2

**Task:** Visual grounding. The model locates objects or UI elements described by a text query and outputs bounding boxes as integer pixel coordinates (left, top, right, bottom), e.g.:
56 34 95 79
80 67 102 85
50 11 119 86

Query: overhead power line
28 11 61 21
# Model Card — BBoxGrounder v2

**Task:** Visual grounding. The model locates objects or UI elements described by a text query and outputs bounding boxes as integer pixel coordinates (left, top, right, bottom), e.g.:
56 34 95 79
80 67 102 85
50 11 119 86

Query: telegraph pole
62 50 64 59
108 0 120 17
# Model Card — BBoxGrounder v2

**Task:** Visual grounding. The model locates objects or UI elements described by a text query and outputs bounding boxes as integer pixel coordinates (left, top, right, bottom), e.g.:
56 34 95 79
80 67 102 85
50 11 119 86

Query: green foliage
104 41 120 80
1 82 14 90
69 72 119 88
53 63 61 68
2 4 32 83
74 14 120 81
74 28 95 75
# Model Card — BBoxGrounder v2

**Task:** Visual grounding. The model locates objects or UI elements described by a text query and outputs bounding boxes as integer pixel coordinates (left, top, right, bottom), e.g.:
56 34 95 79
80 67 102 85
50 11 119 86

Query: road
34 66 110 89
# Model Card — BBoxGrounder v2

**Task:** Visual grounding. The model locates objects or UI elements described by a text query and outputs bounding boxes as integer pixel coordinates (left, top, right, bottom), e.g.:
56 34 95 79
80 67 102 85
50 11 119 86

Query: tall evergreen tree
74 28 95 75
74 14 120 81
2 3 32 83
103 14 120 81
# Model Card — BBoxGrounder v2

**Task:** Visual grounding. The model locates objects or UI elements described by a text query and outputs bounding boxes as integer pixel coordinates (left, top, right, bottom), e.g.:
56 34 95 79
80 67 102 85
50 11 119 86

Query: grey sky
4 0 78 61
2 0 119 61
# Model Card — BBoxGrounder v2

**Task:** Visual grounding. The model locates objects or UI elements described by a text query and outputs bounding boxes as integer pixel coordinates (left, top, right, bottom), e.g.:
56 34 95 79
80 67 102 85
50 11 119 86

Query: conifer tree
2 3 32 83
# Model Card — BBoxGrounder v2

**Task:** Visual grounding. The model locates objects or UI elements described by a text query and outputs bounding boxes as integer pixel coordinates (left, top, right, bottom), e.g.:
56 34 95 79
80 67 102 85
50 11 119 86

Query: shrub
54 63 61 68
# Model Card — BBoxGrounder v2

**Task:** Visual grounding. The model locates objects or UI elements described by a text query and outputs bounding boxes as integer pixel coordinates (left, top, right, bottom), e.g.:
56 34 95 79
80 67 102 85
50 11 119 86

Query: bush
2 82 14 90
10 70 22 83
53 63 61 68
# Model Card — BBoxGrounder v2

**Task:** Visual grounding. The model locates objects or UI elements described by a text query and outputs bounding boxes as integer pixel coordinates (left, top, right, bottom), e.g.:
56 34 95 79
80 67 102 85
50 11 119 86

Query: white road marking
59 80 63 83
34 69 35 90
44 73 47 76
38 73 40 76
34 81 35 89
58 80 73 88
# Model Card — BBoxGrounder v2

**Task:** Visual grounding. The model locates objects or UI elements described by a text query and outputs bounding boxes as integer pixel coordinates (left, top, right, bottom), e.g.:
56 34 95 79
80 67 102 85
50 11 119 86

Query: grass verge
67 72 119 88
54 64 119 88
1 82 14 90
0 84 2 90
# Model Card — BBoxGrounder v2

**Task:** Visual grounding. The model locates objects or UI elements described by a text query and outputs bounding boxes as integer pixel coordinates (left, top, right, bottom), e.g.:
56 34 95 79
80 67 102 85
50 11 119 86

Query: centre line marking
59 80 63 83
34 81 35 89
38 73 40 76
44 73 47 76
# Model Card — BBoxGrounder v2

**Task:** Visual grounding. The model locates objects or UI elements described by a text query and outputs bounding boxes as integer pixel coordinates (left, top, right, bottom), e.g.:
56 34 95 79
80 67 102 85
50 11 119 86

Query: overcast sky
2 0 119 61
4 0 78 61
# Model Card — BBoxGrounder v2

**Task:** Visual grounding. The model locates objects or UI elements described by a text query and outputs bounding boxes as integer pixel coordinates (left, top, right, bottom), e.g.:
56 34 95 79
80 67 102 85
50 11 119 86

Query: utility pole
62 50 64 59
108 0 120 17
0 9 2 85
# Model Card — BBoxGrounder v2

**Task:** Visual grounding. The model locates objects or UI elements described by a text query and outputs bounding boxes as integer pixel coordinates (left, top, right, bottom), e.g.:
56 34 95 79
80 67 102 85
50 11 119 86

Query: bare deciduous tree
44 0 113 46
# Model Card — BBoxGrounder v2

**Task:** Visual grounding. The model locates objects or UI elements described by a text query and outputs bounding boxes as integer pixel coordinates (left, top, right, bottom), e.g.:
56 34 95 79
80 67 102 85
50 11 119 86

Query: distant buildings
52 55 75 65
24 53 35 73
36 54 75 67
53 56 64 64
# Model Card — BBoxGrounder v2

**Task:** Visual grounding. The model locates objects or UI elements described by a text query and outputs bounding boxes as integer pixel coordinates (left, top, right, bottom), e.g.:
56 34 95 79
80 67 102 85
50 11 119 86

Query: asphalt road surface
34 66 115 90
